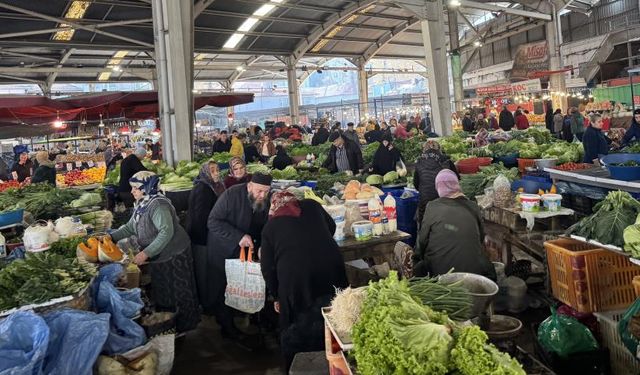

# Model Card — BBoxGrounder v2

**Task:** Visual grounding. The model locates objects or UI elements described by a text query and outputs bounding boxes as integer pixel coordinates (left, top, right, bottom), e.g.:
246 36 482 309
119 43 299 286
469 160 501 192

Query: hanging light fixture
53 111 64 128
98 114 105 127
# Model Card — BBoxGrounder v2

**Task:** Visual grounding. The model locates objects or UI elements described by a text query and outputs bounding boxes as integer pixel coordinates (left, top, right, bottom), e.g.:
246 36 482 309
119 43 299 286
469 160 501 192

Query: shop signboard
510 41 550 81
510 78 542 94
476 84 512 96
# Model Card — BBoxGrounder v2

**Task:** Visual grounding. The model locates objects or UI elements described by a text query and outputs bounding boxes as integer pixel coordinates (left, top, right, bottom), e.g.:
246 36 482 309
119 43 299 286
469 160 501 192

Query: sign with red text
511 41 550 81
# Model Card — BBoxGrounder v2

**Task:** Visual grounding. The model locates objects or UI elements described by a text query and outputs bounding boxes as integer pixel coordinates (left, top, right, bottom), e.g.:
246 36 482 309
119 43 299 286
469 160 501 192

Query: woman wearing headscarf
109 171 200 332
370 133 402 175
413 140 458 224
413 170 496 280
224 157 252 189
31 151 56 185
260 191 348 371
187 162 225 314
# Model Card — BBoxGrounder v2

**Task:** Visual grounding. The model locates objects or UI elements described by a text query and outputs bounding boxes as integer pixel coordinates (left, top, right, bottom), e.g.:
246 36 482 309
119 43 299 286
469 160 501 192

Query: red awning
0 91 253 126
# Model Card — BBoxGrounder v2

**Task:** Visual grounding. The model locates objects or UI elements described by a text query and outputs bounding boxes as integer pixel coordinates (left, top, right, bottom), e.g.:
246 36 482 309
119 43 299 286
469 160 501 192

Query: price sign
97 161 106 168
66 163 73 171
87 160 95 167
75 161 82 168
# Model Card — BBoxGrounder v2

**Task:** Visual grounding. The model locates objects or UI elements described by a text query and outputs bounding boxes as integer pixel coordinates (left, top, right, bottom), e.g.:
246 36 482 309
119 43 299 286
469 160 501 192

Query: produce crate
594 310 640 375
545 238 640 313
0 208 23 227
325 323 353 375
517 158 536 173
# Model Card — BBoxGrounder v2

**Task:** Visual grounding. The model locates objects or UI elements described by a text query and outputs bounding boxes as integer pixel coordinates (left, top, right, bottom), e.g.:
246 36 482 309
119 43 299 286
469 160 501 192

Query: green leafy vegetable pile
49 236 86 258
440 135 471 157
393 135 429 163
451 325 526 375
103 165 120 185
510 127 555 145
0 183 82 220
362 142 379 165
0 252 96 311
285 142 331 157
460 163 519 199
488 140 522 158
409 275 473 321
270 165 299 180
351 272 525 375
569 190 640 248
210 152 233 163
541 142 584 164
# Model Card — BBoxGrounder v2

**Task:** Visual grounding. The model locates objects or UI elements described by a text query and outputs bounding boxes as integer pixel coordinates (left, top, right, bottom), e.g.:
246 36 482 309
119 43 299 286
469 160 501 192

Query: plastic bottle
368 197 383 236
383 193 397 233
0 232 6 258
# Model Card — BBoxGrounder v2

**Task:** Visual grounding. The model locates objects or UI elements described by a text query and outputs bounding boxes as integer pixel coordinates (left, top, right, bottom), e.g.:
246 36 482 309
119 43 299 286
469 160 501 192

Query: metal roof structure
0 0 561 90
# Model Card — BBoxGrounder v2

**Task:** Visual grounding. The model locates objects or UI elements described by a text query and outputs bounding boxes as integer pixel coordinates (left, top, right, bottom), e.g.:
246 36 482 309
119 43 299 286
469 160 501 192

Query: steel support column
448 9 463 113
421 5 451 135
356 60 369 121
546 11 567 113
286 57 300 125
152 0 194 166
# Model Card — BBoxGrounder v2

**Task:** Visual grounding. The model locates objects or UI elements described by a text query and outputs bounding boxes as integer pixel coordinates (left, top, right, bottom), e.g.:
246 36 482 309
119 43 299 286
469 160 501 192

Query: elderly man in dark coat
206 173 272 339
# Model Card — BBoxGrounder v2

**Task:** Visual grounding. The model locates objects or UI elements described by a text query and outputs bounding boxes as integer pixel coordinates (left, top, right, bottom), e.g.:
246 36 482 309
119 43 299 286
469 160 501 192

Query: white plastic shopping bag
224 247 266 314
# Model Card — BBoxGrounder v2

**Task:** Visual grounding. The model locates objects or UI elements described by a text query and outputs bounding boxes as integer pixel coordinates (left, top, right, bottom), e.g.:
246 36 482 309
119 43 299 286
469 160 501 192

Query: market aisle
172 316 284 374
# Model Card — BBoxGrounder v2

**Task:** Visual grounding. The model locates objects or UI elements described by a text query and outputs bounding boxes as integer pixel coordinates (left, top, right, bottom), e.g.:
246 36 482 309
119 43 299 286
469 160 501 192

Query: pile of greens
210 152 233 163
246 163 271 174
393 135 429 163
621 143 640 153
270 165 299 180
611 161 640 167
362 142 379 165
49 236 86 258
0 252 96 311
316 172 361 196
488 140 522 158
460 163 519 198
351 272 525 375
568 190 640 248
0 183 82 220
103 165 120 185
440 135 470 157
518 143 552 159
510 127 555 145
285 142 331 157
541 142 583 164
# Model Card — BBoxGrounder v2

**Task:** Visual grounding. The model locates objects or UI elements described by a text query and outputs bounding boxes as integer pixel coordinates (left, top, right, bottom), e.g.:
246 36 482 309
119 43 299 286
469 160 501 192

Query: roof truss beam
0 2 153 48
458 1 552 21
0 18 152 40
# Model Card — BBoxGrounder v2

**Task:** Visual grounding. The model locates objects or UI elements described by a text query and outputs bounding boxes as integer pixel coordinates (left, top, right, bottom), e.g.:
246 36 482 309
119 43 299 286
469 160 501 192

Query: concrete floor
172 316 285 375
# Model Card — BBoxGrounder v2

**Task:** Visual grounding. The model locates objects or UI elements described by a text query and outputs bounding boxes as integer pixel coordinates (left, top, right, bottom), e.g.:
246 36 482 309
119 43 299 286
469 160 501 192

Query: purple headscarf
435 169 462 198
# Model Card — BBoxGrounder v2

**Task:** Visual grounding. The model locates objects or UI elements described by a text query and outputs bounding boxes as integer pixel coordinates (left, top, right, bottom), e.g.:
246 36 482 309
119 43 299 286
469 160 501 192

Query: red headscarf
269 191 301 218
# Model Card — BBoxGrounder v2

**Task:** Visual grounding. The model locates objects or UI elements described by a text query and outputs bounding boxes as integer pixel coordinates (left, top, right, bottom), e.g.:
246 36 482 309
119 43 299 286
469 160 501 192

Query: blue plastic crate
522 174 552 184
381 190 419 225
511 179 553 194
0 208 23 227
493 153 519 168
301 180 318 189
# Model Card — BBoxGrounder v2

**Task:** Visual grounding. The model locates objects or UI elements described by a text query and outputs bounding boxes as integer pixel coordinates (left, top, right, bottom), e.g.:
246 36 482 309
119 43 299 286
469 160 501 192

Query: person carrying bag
224 246 266 314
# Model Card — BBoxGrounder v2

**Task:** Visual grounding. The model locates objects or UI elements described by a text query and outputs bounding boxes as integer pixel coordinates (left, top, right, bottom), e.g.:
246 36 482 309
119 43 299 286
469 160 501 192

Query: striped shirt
336 146 350 172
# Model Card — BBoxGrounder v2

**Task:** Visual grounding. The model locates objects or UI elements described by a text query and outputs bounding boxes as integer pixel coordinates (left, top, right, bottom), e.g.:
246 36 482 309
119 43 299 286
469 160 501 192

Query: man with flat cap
323 131 364 175
206 172 272 339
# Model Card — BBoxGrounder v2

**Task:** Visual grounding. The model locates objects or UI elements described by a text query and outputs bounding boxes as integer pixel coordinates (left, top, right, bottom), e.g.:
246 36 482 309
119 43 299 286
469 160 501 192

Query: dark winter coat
118 154 147 193
371 145 402 176
623 119 640 146
462 117 475 132
260 199 348 328
414 197 496 280
364 129 383 144
582 126 609 163
322 140 363 175
413 154 457 222
187 180 224 246
311 128 330 146
272 150 294 170
31 165 56 185
212 139 231 154
499 109 515 131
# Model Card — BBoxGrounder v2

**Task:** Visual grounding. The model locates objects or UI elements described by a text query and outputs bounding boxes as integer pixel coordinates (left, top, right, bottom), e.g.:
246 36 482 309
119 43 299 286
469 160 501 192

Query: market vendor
119 148 148 207
109 171 200 332
11 152 32 183
371 133 402 175
260 191 348 370
258 134 275 160
187 162 225 315
322 132 363 175
311 123 329 146
413 140 457 224
272 145 293 170
224 157 252 189
207 173 272 339
622 109 640 146
582 113 610 164
414 170 496 279
31 151 56 185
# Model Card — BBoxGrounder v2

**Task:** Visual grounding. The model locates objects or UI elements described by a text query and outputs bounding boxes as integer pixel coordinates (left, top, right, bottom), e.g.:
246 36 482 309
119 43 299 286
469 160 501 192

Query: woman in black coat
272 145 294 170
371 133 402 175
260 192 348 371
187 162 225 314
31 151 56 185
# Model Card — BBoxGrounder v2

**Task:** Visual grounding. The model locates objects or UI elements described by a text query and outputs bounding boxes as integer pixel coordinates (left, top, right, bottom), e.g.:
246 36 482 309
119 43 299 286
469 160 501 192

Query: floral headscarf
421 139 446 163
268 191 301 219
229 157 246 178
129 171 168 223
195 161 225 196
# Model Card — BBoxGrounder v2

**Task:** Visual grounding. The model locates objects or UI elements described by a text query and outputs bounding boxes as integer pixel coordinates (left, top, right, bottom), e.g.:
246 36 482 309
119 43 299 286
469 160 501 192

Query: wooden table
338 230 411 286
337 230 411 262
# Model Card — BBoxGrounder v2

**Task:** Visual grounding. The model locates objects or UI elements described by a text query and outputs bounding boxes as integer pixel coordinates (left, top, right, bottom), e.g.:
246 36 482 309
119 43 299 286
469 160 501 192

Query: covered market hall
0 0 640 374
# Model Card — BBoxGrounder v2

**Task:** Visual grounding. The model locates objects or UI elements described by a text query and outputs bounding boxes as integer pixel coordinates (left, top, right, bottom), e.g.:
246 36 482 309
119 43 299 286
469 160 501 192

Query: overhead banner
475 79 542 97
510 41 550 81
